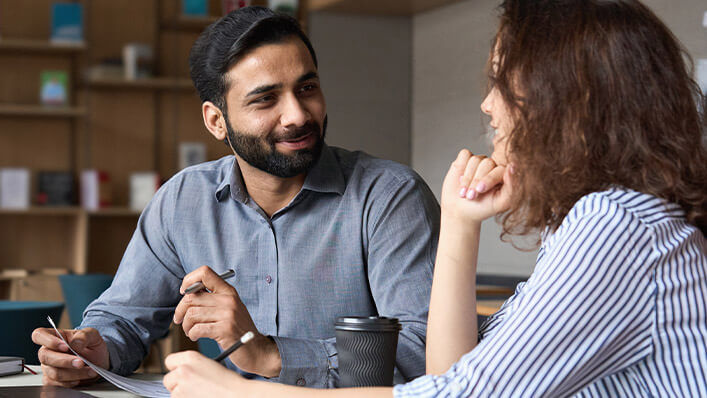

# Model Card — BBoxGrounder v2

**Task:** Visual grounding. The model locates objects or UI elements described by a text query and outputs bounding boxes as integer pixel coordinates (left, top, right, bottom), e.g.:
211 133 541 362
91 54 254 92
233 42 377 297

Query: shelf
86 77 194 91
88 207 141 217
0 207 140 217
0 104 87 118
308 0 463 15
0 207 81 216
0 38 86 54
161 16 220 31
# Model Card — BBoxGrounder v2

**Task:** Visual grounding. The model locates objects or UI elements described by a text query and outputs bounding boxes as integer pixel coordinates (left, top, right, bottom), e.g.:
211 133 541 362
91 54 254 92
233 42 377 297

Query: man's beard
225 116 327 178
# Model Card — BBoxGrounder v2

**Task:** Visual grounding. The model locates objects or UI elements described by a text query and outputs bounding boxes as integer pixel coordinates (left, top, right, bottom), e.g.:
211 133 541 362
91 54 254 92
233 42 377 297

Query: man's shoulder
329 146 423 187
162 155 234 191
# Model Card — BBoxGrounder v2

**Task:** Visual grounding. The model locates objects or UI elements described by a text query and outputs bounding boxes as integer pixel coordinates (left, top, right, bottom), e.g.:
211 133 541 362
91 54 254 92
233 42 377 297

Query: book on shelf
223 0 251 14
0 269 29 278
0 168 31 209
179 142 207 170
40 268 69 276
0 357 24 377
80 170 111 211
182 0 209 17
36 171 75 206
39 70 69 106
50 2 84 44
130 172 160 212
268 0 298 17
123 43 153 80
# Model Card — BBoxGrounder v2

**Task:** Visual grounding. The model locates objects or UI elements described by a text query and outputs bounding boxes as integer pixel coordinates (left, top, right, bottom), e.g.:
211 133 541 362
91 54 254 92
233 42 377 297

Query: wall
309 0 706 276
411 0 706 276
308 12 412 165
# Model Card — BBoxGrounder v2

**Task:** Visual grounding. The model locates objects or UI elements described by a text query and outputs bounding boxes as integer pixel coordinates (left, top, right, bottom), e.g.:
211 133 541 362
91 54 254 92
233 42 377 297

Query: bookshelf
308 0 464 15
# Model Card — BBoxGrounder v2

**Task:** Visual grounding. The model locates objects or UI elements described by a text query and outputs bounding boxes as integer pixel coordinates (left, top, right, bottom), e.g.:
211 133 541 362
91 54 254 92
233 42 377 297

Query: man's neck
235 156 306 218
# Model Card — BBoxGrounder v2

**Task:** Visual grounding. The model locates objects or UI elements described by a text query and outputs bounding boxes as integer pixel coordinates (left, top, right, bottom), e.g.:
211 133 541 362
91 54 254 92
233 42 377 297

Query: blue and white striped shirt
395 188 707 397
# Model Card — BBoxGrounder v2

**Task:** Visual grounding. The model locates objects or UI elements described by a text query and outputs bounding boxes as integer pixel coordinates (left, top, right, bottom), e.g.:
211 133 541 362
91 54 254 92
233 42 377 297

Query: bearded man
33 6 439 389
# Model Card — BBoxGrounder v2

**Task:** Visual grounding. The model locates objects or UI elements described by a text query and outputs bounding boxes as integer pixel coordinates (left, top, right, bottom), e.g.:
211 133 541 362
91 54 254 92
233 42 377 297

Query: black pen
214 331 255 364
184 269 235 294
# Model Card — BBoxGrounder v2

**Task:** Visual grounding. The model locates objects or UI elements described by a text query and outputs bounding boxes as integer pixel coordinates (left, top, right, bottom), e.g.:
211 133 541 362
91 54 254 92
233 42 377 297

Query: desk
477 299 505 317
0 365 162 397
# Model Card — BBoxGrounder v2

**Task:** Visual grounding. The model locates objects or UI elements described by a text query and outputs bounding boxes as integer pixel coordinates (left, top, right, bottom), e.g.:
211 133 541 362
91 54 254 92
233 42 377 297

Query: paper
47 316 170 398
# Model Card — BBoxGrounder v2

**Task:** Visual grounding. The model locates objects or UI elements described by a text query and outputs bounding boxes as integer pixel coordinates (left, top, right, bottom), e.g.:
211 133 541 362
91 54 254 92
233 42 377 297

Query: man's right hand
32 327 110 388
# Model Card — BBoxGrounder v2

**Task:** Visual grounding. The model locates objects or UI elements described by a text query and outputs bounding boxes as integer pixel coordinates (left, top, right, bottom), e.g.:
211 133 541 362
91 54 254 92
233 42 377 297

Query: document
47 316 170 398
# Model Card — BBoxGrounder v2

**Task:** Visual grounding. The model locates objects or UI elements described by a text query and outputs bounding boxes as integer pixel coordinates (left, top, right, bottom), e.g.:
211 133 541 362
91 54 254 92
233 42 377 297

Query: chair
198 338 222 358
59 274 113 328
0 301 64 365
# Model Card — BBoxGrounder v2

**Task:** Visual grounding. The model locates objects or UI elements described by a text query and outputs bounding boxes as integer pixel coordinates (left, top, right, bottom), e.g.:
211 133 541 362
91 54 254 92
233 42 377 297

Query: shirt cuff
269 335 337 388
79 322 144 376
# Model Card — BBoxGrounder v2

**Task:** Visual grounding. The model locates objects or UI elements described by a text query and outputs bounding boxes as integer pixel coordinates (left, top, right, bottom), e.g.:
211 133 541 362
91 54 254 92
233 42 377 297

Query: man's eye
253 95 275 104
299 84 317 93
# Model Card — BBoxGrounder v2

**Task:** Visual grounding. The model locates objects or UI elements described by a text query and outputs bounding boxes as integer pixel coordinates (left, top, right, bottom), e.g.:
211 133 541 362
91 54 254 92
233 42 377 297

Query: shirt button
296 378 306 386
265 275 272 284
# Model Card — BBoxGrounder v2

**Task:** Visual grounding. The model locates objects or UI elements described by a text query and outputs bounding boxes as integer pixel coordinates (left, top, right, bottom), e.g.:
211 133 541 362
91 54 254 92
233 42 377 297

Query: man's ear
202 101 227 141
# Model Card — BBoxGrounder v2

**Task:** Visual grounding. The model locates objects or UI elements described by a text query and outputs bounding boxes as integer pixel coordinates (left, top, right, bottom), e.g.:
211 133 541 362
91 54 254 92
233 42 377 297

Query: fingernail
509 164 515 174
72 359 83 368
459 187 467 197
59 343 69 352
476 182 487 193
466 189 476 200
88 369 97 377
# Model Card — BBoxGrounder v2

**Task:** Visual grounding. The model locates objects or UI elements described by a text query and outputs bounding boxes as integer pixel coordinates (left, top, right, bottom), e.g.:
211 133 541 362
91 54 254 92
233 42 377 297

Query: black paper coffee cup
335 316 401 387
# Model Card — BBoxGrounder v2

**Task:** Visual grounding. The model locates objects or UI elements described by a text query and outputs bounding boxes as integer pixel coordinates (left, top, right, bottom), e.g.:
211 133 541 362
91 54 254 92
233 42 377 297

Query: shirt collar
214 143 345 203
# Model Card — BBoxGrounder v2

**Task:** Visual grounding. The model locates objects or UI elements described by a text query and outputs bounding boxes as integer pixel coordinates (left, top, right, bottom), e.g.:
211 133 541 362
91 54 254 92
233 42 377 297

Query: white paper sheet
47 316 170 398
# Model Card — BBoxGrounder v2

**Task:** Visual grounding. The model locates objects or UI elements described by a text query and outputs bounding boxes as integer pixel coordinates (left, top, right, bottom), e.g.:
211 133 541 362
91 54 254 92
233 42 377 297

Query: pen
184 269 235 294
213 331 255 364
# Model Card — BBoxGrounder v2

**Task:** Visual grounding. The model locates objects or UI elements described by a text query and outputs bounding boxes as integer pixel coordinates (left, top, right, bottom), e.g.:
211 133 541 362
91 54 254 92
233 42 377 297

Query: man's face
222 37 327 178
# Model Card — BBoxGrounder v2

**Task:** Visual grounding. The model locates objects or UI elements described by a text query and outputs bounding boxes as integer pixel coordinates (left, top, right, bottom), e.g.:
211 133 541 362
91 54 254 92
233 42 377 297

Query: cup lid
335 316 401 332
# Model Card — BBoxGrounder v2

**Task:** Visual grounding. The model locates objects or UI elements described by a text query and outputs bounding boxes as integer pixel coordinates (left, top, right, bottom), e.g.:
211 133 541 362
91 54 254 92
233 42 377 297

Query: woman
163 0 707 396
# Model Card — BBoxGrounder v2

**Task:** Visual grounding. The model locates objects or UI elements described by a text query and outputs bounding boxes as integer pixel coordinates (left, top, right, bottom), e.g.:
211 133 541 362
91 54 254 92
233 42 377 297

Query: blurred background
0 0 704 369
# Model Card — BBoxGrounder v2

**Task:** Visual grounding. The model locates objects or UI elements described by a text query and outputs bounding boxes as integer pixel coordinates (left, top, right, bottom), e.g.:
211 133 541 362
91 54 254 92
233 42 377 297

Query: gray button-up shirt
81 144 440 387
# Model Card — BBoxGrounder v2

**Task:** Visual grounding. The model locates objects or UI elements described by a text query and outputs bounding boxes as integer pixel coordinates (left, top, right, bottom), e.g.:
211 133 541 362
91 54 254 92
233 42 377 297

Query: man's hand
32 327 109 388
173 266 282 377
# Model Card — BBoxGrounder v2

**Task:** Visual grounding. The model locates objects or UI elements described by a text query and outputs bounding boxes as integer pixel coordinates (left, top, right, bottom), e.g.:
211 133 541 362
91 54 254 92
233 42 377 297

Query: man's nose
280 94 310 128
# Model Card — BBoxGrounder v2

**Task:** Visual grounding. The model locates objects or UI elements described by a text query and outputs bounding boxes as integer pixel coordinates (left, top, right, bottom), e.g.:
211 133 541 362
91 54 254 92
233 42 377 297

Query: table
0 365 162 397
476 299 505 317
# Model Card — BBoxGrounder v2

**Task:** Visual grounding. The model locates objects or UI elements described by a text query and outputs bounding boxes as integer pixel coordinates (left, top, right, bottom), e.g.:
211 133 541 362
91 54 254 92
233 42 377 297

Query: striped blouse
395 188 707 397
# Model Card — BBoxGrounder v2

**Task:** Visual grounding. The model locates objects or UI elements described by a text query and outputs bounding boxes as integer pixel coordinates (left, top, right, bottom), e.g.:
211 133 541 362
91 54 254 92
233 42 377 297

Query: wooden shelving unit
0 104 87 118
308 0 463 16
86 76 194 91
0 38 86 54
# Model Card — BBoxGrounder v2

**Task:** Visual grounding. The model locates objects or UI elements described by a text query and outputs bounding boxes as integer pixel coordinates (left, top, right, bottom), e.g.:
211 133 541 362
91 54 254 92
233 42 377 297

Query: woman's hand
440 149 513 223
164 351 244 398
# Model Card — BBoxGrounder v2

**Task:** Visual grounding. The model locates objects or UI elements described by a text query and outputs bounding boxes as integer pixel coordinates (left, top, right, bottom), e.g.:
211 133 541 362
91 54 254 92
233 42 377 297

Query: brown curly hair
491 0 707 239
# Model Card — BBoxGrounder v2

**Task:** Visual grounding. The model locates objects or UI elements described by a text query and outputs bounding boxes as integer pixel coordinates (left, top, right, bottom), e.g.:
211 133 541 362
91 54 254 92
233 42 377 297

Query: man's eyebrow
298 71 319 83
246 83 282 97
244 72 319 97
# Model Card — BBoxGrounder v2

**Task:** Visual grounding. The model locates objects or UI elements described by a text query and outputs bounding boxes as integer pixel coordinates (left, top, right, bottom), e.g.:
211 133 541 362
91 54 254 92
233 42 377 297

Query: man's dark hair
189 6 318 110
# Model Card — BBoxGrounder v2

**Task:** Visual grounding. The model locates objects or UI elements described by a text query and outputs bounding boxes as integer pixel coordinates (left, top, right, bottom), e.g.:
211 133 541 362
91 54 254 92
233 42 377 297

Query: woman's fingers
459 156 484 197
473 165 505 195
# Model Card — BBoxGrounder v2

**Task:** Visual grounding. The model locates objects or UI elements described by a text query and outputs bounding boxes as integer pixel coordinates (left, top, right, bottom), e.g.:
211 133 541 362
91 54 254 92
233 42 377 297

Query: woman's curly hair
491 0 707 239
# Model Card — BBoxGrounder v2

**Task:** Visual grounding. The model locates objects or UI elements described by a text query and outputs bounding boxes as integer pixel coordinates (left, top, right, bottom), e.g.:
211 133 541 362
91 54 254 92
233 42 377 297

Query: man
32 7 439 388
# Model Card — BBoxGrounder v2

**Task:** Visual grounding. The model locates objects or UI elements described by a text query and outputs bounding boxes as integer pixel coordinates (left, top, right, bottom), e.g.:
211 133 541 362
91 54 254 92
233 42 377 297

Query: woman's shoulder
568 187 684 229
543 187 697 253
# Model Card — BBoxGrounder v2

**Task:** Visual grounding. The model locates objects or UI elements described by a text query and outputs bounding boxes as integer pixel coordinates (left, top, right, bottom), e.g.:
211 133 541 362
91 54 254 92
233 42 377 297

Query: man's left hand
173 266 281 377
